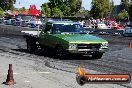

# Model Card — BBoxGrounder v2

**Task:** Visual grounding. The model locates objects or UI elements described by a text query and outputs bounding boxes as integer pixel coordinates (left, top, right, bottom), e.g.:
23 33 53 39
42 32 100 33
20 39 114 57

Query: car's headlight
101 43 108 48
69 44 77 49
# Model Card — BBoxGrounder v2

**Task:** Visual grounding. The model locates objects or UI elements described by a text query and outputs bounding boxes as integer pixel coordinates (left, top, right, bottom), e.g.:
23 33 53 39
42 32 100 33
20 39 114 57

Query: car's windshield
52 24 86 34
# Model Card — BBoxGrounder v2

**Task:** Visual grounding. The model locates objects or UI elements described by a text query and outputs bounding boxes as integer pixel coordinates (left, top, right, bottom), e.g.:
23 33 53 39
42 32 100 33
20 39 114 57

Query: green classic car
38 21 108 59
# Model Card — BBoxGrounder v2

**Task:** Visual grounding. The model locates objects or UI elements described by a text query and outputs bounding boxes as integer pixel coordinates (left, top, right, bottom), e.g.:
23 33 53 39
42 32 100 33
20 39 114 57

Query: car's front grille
77 44 101 49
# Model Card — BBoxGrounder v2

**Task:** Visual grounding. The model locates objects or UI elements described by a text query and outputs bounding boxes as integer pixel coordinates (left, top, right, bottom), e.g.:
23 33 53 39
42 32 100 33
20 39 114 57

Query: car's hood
53 34 108 44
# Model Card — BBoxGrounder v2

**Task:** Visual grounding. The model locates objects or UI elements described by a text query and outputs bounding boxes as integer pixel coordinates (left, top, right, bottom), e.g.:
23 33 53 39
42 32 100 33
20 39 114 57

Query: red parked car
111 24 125 29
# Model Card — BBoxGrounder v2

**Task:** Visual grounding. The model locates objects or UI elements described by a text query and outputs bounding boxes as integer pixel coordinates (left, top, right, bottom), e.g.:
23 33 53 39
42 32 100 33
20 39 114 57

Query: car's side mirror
44 31 51 34
47 31 51 34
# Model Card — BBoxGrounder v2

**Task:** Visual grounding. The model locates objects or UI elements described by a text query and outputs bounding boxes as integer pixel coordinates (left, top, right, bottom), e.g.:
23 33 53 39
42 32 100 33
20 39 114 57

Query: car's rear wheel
26 38 37 53
92 52 103 59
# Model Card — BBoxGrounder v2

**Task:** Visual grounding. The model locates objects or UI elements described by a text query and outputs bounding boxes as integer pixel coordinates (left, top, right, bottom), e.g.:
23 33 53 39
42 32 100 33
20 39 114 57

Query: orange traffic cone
5 64 15 85
128 42 132 48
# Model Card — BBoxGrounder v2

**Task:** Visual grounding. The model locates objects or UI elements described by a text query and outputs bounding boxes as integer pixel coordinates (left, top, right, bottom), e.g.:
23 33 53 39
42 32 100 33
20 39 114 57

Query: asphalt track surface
0 26 132 88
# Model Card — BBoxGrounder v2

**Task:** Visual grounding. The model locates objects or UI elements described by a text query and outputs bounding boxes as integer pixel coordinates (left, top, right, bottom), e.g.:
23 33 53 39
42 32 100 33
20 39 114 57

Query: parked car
13 18 21 26
111 24 125 30
4 19 16 25
122 28 132 37
21 20 29 27
26 18 42 28
0 18 4 24
97 23 109 29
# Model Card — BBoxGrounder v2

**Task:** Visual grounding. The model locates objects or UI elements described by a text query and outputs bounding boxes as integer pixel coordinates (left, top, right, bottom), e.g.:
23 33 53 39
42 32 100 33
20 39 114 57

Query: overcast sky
14 0 121 10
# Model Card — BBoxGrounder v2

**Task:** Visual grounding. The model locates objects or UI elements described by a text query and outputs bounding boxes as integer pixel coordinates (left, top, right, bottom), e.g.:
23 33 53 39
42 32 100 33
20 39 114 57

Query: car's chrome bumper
67 48 108 54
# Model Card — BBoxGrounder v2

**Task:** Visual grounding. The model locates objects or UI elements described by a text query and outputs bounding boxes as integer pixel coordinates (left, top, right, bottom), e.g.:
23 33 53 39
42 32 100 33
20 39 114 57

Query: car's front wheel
92 52 103 59
55 46 64 57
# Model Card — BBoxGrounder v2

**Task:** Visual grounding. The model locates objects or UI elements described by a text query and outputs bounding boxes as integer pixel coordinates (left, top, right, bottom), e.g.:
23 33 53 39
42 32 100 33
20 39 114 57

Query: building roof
10 5 40 16
11 10 29 15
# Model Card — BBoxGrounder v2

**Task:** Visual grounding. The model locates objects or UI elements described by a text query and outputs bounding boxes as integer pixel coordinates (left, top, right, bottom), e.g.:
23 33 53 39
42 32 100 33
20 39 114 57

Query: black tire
92 52 103 59
26 38 37 53
55 45 65 58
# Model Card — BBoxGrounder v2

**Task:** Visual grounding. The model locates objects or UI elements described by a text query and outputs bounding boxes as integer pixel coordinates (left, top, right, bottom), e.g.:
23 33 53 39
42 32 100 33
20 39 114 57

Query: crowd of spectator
79 17 132 29
79 18 117 28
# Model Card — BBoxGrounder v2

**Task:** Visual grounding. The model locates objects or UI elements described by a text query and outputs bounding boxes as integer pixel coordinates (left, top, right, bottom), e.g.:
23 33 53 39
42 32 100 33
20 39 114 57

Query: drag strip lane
0 34 132 88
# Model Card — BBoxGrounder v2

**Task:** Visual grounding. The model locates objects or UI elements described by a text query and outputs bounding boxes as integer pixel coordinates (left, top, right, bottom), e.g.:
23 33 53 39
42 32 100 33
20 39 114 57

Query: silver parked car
122 27 132 37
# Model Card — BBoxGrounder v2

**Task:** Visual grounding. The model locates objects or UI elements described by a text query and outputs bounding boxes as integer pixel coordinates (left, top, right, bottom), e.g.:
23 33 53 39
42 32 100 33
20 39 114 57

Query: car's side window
44 23 52 33
52 24 64 33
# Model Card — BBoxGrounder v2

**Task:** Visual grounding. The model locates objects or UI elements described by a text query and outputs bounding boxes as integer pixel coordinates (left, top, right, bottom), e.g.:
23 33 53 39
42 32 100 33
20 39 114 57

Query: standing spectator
79 19 85 27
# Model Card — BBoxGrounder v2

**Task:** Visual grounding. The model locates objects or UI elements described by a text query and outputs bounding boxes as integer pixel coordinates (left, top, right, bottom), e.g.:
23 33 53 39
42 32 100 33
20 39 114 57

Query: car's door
39 23 55 48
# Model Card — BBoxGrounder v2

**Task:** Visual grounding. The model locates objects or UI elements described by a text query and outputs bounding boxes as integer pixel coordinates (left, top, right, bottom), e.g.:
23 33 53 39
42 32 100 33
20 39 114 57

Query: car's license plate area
77 44 101 52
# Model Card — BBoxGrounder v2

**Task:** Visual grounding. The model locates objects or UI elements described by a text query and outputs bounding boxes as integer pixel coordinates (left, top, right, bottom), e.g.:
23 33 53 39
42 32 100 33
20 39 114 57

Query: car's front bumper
67 48 108 54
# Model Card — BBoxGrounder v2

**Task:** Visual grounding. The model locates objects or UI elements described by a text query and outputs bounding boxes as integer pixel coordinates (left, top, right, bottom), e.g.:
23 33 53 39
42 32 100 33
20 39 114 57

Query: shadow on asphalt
12 49 99 60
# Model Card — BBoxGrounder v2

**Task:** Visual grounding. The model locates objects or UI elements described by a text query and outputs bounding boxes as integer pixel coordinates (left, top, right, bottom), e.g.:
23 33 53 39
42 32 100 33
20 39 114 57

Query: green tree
10 6 18 12
109 0 114 17
128 4 132 20
49 0 56 16
41 3 50 17
121 0 132 20
68 0 82 15
0 0 16 10
118 9 129 20
48 0 82 16
78 7 90 18
101 0 110 18
19 7 26 12
60 4 71 16
90 0 111 18
121 0 129 11
0 7 4 17
52 7 63 17
90 0 100 18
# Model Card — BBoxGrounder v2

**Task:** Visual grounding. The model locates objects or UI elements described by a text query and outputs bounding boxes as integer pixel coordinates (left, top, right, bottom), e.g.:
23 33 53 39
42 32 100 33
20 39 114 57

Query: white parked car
27 19 42 26
4 19 16 25
97 23 109 29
